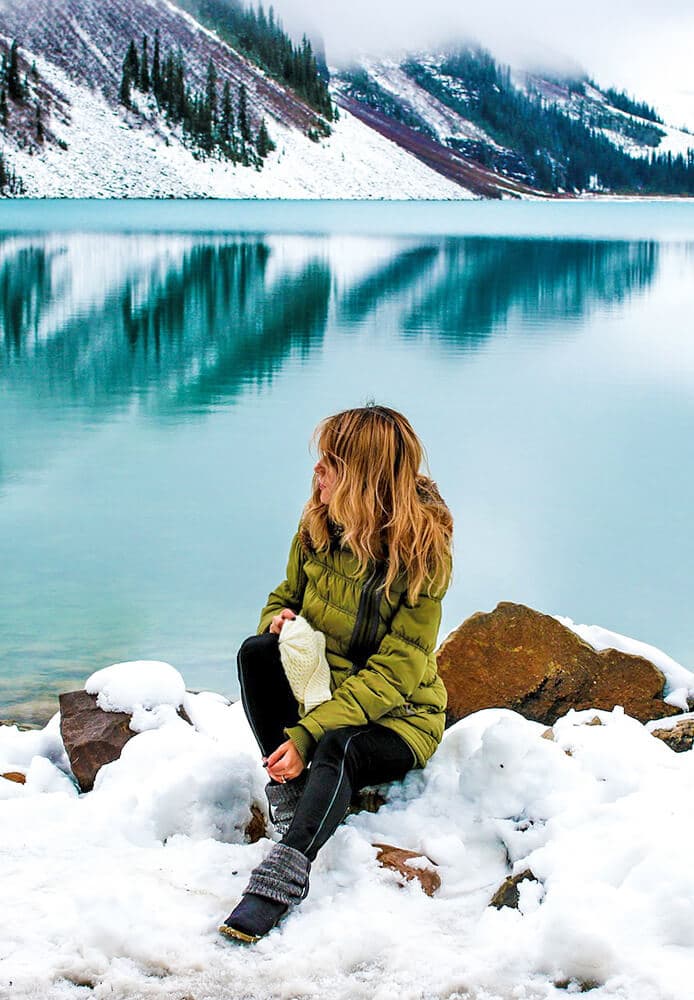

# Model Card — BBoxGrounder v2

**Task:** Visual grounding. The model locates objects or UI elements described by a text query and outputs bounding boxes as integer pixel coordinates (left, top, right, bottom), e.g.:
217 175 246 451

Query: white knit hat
278 615 332 716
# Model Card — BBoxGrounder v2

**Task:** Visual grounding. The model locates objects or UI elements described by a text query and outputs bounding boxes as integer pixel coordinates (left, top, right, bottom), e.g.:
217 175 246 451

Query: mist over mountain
268 0 694 129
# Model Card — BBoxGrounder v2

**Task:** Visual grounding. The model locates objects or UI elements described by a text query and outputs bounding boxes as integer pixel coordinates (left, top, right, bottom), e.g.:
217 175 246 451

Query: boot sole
218 923 261 944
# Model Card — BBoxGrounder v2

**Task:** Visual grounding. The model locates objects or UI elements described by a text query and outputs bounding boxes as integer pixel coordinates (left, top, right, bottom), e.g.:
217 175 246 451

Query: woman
219 403 453 943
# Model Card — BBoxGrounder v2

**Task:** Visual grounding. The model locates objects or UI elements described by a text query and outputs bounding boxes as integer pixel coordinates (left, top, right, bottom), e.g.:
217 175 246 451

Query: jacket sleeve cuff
256 615 273 636
284 724 316 766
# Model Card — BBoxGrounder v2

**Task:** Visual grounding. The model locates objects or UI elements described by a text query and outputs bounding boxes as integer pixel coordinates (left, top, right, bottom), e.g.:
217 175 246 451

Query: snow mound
2 649 694 998
85 659 186 720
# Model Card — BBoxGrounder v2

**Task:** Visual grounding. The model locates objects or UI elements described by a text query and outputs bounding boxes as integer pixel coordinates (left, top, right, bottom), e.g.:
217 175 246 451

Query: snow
337 57 502 150
10 45 473 200
85 659 186 719
2 633 694 1000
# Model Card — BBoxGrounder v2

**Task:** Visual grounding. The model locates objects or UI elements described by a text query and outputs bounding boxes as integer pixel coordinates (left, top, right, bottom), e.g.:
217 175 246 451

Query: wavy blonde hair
300 404 453 604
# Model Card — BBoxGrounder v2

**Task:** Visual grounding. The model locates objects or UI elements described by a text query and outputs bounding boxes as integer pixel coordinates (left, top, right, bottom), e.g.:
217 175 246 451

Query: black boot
219 842 311 944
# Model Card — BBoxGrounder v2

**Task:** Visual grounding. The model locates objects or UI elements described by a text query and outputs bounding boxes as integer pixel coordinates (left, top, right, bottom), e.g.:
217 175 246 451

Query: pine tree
8 40 22 101
175 51 186 121
0 151 24 195
140 35 150 92
0 88 8 127
161 51 173 112
220 79 236 159
205 59 218 126
255 118 274 158
152 29 161 102
35 99 43 142
119 60 132 109
125 40 139 88
238 81 251 144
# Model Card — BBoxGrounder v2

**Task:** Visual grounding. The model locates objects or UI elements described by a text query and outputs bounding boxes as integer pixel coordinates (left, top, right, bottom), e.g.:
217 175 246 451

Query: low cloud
268 0 694 124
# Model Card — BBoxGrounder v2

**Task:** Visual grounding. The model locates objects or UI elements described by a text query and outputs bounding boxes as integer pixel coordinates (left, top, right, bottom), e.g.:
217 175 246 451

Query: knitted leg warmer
265 771 308 837
244 842 311 905
219 843 311 943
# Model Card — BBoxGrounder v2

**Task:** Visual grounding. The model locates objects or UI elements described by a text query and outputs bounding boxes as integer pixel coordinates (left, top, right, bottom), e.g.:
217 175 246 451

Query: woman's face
314 455 338 505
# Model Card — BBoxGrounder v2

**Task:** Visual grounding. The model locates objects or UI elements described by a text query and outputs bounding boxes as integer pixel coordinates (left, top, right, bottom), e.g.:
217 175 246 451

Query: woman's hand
264 738 305 781
269 608 297 635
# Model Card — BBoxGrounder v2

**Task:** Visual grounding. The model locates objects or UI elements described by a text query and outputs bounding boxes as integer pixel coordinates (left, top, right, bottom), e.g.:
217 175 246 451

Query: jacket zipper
347 562 386 673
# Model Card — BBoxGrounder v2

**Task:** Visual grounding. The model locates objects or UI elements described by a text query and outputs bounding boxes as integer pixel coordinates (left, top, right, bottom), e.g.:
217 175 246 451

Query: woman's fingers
265 739 304 781
269 609 297 634
266 739 291 767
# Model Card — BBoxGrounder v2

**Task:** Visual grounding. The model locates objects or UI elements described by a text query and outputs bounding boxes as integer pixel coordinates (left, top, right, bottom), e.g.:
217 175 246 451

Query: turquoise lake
1 200 693 723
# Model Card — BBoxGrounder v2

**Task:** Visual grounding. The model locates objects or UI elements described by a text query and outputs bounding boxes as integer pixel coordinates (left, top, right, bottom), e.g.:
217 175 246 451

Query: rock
245 803 267 843
59 690 138 792
59 689 196 792
1 720 40 731
372 842 441 896
437 602 679 727
490 869 538 909
1 771 26 784
651 719 694 753
349 785 388 815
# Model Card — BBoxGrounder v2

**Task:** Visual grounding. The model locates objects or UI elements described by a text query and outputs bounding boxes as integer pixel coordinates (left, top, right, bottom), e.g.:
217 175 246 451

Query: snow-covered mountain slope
0 1 475 198
3 50 470 198
515 72 694 160
0 0 316 131
331 49 694 196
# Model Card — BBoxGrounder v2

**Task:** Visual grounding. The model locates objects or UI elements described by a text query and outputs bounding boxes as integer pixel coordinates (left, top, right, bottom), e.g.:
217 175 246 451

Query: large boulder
59 690 137 792
436 602 680 727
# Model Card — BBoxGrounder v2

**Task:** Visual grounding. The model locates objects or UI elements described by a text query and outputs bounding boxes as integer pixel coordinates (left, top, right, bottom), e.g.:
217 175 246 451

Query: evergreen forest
175 0 335 123
400 48 694 194
119 31 276 167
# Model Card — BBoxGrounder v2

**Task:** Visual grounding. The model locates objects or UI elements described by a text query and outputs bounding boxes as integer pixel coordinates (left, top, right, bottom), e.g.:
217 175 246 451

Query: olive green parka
256 521 451 769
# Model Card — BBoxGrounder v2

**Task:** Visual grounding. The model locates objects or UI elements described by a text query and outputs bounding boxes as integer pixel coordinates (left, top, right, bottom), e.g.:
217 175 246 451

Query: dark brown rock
490 869 538 909
372 842 441 897
349 785 388 815
651 718 694 753
437 602 679 727
59 690 137 793
245 803 267 843
1 771 26 784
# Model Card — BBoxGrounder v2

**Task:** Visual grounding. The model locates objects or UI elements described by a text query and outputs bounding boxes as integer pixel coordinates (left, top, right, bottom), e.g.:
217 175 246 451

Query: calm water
1 201 693 723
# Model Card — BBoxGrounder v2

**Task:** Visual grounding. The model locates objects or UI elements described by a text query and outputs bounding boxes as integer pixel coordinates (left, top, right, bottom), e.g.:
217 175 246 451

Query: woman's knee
237 632 279 684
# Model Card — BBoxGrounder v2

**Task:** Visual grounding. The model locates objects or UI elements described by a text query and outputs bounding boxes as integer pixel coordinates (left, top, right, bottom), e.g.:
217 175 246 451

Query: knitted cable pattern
244 843 311 905
278 615 332 715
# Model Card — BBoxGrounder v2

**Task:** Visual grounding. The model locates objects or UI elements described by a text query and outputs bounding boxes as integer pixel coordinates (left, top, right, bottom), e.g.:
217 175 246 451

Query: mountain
331 48 694 197
0 0 469 198
0 0 693 199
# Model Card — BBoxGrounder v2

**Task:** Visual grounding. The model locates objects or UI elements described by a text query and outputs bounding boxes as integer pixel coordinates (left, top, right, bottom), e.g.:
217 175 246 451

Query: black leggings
237 632 416 862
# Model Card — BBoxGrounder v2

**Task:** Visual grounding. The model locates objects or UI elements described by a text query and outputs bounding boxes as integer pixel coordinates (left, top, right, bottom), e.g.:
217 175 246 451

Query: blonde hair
300 404 453 604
